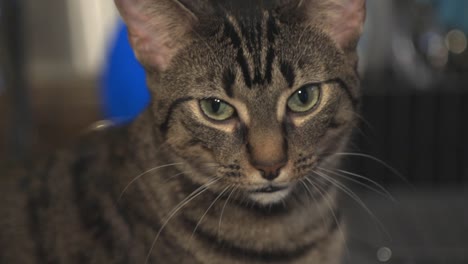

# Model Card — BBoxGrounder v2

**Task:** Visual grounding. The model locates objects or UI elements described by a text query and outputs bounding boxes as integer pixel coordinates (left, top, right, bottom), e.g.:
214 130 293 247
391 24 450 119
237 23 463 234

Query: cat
0 0 365 263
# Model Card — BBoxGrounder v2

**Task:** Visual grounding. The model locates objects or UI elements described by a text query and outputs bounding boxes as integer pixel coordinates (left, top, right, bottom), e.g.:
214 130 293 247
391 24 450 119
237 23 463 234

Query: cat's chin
247 186 293 205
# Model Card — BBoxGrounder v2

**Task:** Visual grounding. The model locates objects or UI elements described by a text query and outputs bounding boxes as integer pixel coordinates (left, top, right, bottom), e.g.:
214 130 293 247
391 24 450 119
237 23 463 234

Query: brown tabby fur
0 0 365 263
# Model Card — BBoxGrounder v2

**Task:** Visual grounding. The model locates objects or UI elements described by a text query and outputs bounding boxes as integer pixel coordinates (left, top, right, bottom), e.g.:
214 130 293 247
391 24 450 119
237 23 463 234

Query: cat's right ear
278 0 366 52
114 0 198 71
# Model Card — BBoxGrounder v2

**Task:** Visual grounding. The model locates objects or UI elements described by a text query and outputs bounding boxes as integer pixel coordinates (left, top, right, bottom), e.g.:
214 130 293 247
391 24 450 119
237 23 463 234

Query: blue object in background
436 0 468 32
418 0 468 32
101 21 149 123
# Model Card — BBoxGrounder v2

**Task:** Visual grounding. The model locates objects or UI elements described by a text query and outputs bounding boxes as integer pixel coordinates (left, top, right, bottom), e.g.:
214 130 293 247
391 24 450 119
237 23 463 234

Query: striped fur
1 0 365 263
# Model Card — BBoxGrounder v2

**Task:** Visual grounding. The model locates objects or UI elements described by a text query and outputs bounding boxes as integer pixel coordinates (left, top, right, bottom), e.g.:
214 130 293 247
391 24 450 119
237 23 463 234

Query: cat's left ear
114 0 199 71
290 0 366 51
312 0 366 51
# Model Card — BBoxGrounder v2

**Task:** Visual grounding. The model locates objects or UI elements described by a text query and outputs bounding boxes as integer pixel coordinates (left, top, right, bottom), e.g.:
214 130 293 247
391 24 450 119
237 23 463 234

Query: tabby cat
0 0 365 263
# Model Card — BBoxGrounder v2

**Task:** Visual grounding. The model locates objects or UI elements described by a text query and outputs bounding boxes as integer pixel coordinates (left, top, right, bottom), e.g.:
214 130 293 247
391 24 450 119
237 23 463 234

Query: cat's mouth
248 184 293 205
252 185 288 193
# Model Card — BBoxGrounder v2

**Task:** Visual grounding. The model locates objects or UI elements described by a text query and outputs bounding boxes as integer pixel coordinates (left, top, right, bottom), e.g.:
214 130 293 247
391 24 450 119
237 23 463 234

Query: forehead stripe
222 68 236 98
222 12 280 89
263 47 275 85
266 11 279 43
280 61 295 88
223 18 253 88
223 19 242 48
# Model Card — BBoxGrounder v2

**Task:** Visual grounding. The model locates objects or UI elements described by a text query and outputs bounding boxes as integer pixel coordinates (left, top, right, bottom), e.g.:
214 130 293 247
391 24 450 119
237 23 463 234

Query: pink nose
253 161 286 181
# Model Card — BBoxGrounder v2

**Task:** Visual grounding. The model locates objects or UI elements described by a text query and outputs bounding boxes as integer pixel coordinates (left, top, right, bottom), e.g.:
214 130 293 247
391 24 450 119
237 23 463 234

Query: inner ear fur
114 0 199 71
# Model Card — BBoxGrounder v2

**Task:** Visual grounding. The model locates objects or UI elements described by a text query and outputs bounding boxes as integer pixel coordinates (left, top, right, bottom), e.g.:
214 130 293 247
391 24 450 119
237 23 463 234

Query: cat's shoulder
0 123 131 263
1 121 130 195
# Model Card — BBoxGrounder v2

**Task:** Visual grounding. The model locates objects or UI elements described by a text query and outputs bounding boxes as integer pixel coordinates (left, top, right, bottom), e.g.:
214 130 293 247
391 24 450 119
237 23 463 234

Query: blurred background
0 0 467 263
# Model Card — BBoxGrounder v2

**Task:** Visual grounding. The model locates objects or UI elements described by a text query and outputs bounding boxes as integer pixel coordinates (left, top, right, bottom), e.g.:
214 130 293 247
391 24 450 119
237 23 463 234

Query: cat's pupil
211 99 222 113
297 89 309 104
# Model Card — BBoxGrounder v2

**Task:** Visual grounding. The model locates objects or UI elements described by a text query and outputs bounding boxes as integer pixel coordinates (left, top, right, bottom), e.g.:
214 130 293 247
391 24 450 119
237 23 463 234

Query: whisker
119 162 185 201
299 179 328 228
331 152 410 185
162 164 221 183
145 178 220 264
303 177 350 259
312 170 391 240
218 186 237 237
317 167 396 202
163 170 191 183
189 186 231 246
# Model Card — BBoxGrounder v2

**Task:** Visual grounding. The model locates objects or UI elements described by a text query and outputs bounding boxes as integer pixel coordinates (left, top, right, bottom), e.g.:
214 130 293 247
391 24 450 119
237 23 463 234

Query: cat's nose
254 161 286 181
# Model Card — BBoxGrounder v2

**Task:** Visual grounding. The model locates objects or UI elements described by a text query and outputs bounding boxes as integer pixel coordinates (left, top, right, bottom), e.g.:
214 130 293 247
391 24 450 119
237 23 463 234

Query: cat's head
115 0 365 205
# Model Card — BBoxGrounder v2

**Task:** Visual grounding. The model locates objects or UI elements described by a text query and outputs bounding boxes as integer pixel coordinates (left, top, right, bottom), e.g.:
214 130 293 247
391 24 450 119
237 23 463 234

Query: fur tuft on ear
280 0 366 51
114 0 198 71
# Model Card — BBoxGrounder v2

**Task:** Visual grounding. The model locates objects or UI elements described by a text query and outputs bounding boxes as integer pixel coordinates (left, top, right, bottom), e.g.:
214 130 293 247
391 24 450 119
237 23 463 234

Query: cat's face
116 0 365 205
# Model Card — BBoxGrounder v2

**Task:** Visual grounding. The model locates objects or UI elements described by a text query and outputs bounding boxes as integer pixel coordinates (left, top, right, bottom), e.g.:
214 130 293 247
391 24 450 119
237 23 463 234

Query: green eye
200 98 235 121
287 84 321 113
